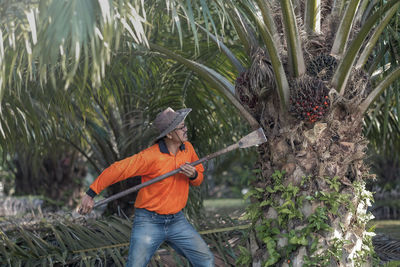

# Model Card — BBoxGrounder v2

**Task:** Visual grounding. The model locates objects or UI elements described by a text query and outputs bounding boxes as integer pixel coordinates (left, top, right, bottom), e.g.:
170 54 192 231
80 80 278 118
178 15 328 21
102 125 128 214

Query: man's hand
179 162 197 178
78 194 94 214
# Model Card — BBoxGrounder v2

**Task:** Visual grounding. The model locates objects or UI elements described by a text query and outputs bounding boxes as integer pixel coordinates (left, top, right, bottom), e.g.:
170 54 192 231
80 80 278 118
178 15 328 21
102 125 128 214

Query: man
78 107 214 267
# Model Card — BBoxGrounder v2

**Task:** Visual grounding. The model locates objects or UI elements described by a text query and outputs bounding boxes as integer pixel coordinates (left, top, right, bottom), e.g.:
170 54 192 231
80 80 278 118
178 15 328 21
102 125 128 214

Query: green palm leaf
332 0 400 94
149 43 259 128
360 66 400 114
331 0 362 57
356 1 400 70
0 214 247 266
279 0 305 77
305 0 321 33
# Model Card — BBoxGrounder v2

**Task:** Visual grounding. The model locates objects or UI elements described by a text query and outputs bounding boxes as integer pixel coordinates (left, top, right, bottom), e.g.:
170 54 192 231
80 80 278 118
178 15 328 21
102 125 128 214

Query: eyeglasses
175 124 187 131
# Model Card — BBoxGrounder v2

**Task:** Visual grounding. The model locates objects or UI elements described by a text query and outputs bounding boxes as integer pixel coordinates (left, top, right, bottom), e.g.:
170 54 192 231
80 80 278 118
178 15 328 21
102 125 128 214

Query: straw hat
153 107 191 140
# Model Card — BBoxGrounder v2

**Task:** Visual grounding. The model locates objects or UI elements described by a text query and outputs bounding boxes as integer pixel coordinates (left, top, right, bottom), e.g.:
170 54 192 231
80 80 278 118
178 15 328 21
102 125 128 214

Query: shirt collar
158 139 185 154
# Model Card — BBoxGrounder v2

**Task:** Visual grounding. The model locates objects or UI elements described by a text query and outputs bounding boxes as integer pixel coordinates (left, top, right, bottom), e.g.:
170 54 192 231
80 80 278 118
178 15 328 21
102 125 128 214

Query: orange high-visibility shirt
88 140 204 214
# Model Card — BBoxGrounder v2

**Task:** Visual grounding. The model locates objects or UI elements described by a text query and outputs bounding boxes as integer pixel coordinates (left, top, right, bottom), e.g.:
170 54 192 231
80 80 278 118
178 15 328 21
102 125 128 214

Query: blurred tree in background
0 0 250 215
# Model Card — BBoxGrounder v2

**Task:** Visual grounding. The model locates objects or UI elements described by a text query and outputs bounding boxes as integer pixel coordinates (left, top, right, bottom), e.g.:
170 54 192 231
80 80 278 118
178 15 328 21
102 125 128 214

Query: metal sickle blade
238 128 267 148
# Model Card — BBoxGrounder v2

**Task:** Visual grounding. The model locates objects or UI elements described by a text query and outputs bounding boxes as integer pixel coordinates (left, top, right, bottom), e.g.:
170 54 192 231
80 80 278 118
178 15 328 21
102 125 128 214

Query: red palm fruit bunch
289 76 330 123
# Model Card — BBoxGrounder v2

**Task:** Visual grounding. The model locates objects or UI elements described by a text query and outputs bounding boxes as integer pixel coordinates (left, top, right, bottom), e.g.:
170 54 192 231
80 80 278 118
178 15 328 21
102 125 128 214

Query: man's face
174 121 188 142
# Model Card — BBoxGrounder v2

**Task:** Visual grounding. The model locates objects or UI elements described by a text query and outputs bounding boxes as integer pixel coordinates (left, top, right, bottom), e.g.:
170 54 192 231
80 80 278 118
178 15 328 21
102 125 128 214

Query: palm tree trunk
244 91 373 266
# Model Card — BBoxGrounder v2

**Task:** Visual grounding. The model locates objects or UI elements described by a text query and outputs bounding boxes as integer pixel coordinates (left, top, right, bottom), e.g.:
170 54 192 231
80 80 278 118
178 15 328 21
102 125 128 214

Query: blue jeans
126 208 214 267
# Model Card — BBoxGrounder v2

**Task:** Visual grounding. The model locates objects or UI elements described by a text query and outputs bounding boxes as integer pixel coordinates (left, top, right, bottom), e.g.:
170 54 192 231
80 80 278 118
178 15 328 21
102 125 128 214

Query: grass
369 220 400 240
204 198 248 209
203 198 248 220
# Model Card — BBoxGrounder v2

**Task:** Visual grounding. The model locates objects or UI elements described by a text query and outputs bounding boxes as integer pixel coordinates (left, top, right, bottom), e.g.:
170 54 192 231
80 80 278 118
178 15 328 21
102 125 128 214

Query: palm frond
356 2 400 70
360 66 400 114
332 0 400 94
331 0 362 57
196 24 245 73
242 2 290 110
364 91 400 156
0 0 150 100
279 0 306 77
304 0 321 34
149 43 259 128
0 214 249 266
224 0 258 56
